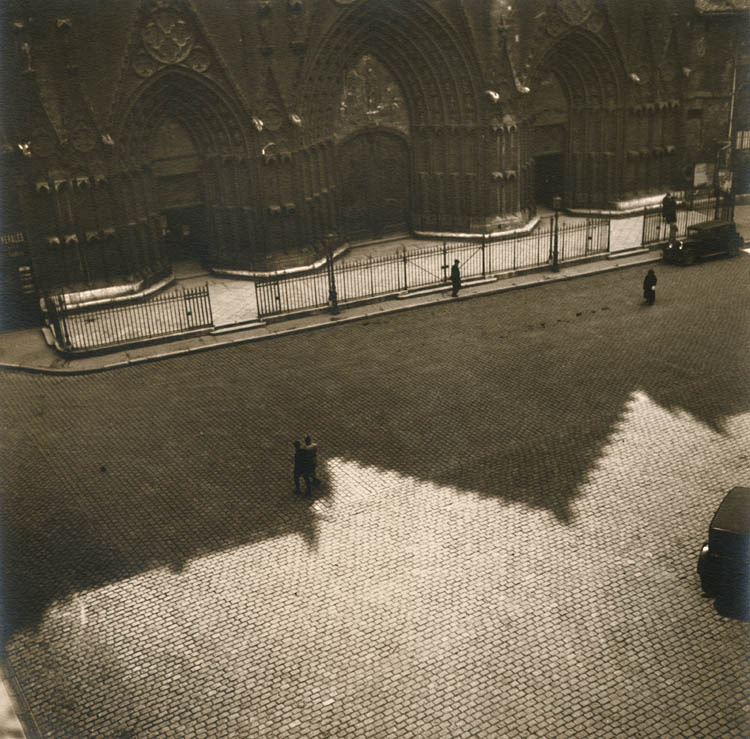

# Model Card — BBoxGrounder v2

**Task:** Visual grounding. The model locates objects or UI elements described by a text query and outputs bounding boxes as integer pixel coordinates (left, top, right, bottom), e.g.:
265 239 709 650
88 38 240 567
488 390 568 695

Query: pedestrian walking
643 268 657 306
303 435 320 489
662 192 677 225
293 440 311 496
450 259 461 297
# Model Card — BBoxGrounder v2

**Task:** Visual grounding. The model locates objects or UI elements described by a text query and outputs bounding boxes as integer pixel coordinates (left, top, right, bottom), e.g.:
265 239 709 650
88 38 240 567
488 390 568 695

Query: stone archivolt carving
335 54 409 137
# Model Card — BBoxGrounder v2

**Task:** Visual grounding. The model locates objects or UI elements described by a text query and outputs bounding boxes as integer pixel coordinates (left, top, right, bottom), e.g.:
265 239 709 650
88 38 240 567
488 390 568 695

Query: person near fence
303 435 320 489
662 192 677 225
668 221 678 246
293 440 310 496
643 268 657 306
450 259 461 297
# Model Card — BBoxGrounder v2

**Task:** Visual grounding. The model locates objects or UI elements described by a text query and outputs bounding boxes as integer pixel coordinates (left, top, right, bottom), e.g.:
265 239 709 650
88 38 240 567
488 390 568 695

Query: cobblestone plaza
1 253 749 737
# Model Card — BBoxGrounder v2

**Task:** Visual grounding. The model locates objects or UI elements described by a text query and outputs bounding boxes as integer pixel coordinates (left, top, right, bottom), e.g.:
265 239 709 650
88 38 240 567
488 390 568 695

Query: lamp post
552 195 562 272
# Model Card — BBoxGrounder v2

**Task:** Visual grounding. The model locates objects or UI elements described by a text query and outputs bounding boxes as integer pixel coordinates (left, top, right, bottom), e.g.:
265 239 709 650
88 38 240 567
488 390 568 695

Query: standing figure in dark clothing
303 435 320 489
450 259 461 297
662 192 677 225
668 221 678 246
643 268 657 305
293 440 310 495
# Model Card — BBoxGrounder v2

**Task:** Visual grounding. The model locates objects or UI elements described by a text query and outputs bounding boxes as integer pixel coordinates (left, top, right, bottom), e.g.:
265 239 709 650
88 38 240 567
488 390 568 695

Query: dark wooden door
534 153 565 209
339 131 409 242
164 205 208 263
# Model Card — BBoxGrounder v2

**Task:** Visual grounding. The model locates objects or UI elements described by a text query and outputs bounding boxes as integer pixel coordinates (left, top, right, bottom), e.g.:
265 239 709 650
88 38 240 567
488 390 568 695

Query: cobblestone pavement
1 252 749 737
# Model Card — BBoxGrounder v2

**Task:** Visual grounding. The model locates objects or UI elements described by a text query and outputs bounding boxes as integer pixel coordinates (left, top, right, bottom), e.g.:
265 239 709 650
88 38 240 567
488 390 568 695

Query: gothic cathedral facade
0 0 746 306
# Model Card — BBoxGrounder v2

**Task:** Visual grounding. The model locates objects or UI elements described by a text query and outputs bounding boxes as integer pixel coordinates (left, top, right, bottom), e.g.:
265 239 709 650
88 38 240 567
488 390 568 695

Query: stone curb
1 657 33 739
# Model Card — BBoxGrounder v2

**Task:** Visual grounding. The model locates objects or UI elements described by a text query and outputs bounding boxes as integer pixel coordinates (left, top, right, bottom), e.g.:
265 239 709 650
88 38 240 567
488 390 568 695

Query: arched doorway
149 116 208 268
117 69 250 273
530 73 568 208
335 53 411 242
298 1 483 236
339 131 410 242
528 31 622 209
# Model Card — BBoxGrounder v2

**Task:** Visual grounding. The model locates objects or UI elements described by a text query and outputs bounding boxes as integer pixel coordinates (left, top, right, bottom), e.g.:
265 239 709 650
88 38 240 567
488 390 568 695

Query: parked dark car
697 486 750 618
662 219 743 265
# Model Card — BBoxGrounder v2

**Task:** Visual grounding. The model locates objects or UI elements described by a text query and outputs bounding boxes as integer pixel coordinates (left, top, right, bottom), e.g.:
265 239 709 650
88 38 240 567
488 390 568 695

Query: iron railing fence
47 283 213 351
557 218 611 260
256 217 610 318
641 195 730 245
255 269 331 316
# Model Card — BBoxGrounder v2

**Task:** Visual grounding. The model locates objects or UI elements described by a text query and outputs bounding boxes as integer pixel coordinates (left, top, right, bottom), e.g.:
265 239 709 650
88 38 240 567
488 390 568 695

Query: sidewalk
0 249 661 375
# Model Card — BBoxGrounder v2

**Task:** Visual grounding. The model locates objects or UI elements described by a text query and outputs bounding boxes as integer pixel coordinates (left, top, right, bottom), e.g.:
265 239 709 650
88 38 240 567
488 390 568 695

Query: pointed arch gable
299 0 483 140
529 28 625 108
115 67 250 164
527 29 626 208
106 0 253 139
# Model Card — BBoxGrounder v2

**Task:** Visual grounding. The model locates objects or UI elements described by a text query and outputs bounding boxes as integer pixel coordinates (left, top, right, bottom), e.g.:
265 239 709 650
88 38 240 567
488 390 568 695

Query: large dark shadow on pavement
0 383 332 642
1 254 748 642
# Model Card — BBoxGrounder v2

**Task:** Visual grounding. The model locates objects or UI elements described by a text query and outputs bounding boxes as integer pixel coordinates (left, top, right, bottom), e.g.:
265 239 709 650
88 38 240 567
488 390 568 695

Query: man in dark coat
303 435 320 489
293 440 310 496
662 192 677 225
450 259 461 297
643 268 657 305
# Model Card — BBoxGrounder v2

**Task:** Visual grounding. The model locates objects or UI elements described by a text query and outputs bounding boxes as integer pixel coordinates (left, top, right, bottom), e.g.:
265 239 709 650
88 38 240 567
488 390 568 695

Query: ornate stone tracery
129 1 212 83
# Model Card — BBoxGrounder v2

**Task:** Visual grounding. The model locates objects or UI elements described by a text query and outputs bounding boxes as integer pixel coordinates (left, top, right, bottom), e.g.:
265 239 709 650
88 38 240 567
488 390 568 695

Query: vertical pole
402 246 408 291
442 241 448 282
481 233 486 278
327 245 338 314
206 282 214 326
552 209 560 272
549 215 554 261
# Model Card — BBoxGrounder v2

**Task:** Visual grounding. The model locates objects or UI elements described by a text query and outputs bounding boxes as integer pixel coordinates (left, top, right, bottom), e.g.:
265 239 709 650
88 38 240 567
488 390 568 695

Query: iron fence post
327 245 338 314
442 241 448 282
549 215 554 261
552 205 560 272
481 233 486 278
402 246 408 291
206 282 214 326
183 288 192 326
